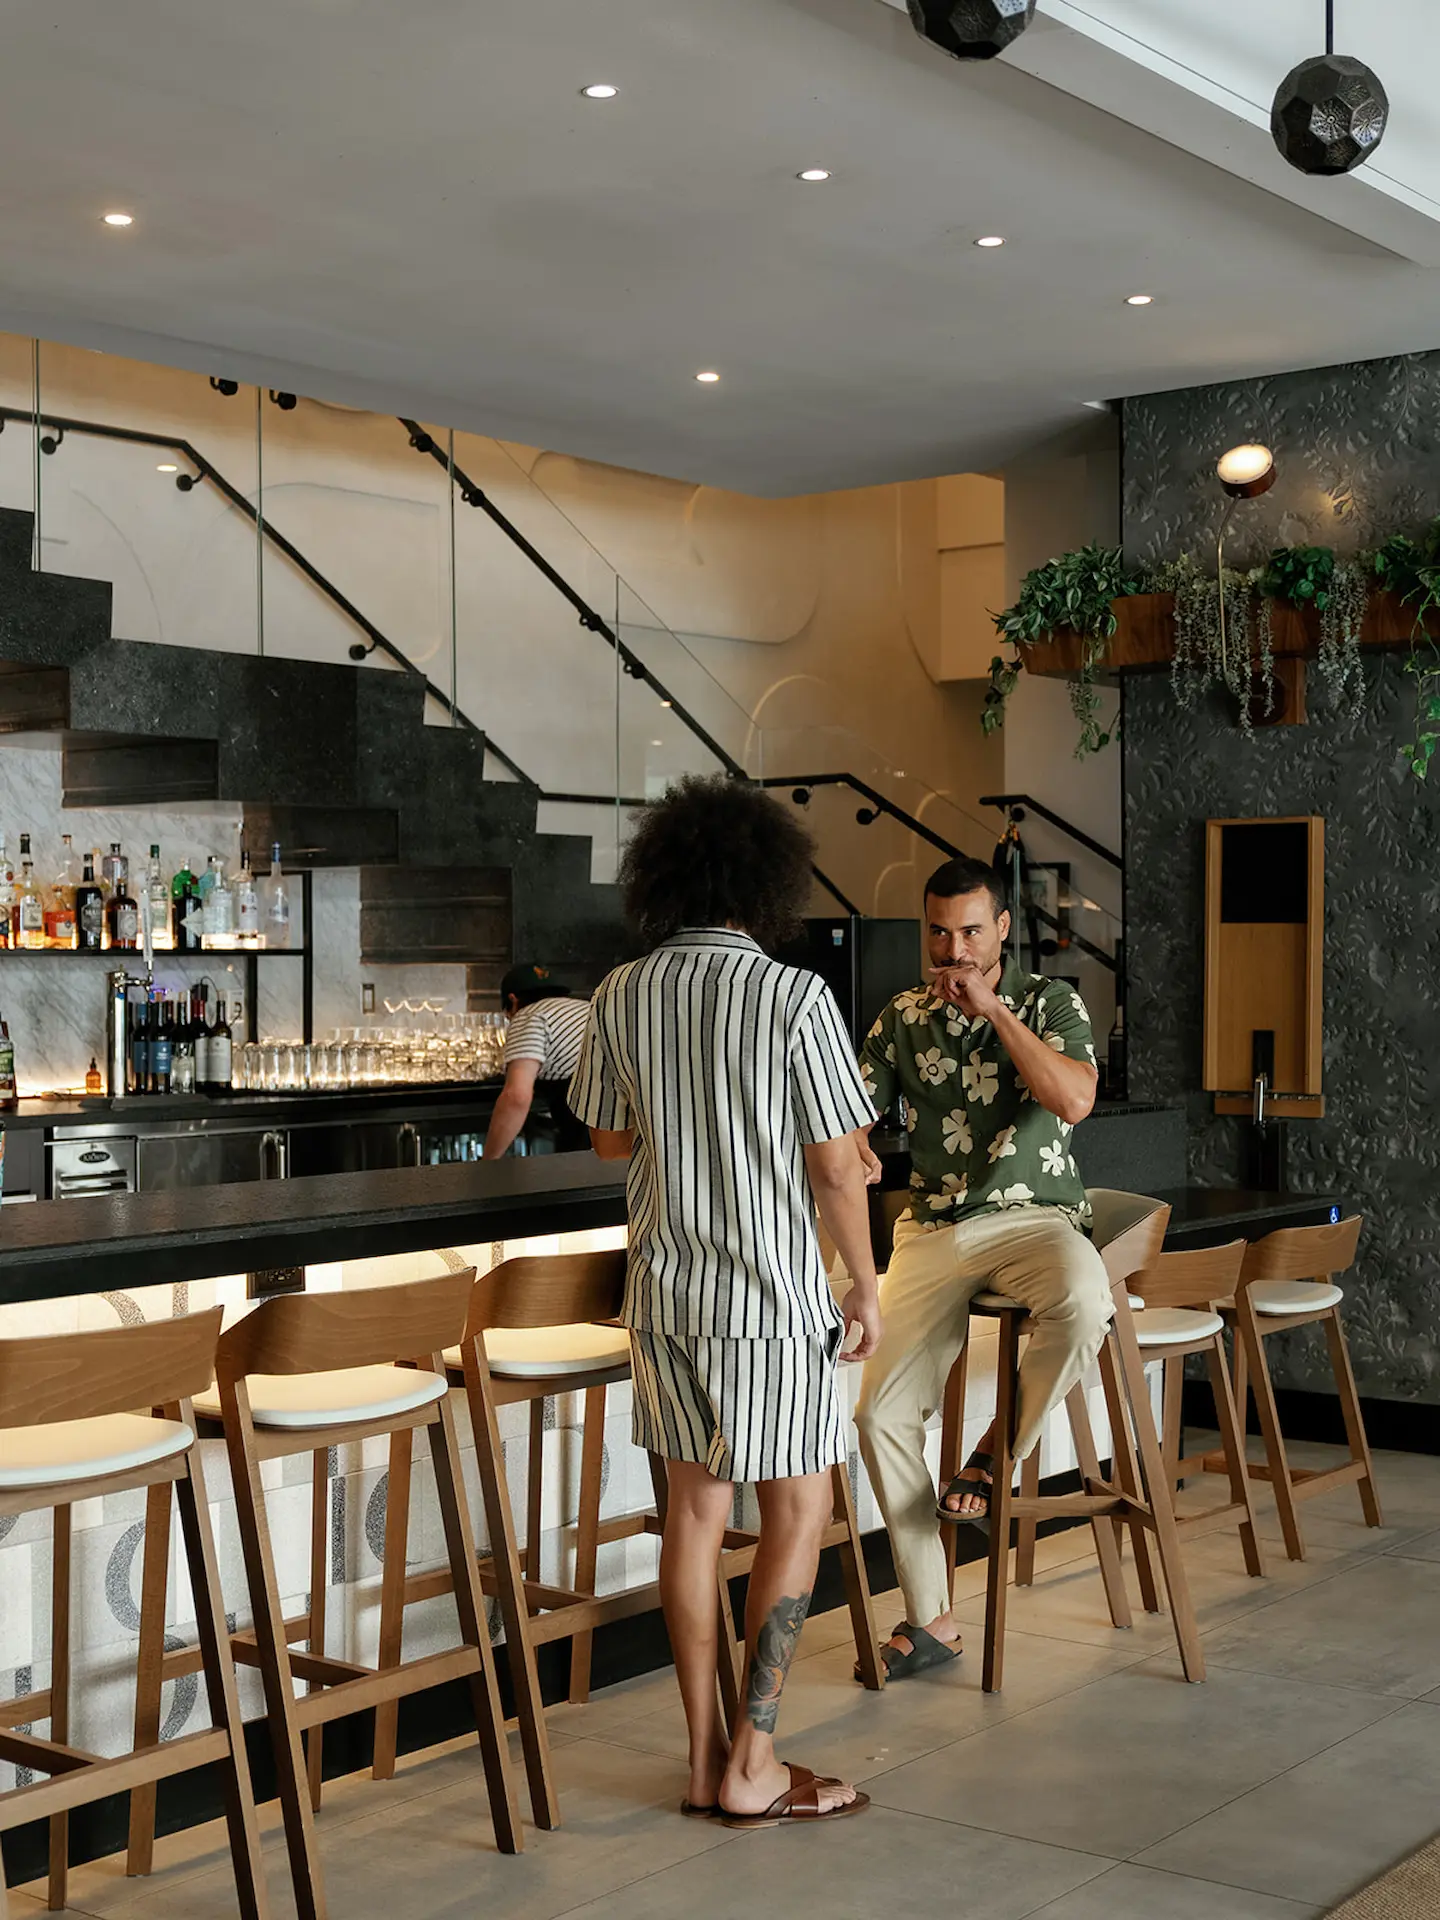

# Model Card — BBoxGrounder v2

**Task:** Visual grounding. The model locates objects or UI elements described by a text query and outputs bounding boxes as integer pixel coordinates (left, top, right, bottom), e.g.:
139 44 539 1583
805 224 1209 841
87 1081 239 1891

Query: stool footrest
1009 1492 1130 1520
0 1729 97 1775
595 1512 663 1546
0 1729 230 1831
291 1646 482 1730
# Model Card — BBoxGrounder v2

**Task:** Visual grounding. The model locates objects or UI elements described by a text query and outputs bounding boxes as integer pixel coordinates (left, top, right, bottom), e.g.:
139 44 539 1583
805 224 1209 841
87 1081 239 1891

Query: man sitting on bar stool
853 856 1109 1680
570 775 883 1832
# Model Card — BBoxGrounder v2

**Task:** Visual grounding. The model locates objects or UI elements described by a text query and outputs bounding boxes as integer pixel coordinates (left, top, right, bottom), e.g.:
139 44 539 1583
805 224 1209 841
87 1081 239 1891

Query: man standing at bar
570 775 881 1830
854 856 1107 1680
484 963 592 1157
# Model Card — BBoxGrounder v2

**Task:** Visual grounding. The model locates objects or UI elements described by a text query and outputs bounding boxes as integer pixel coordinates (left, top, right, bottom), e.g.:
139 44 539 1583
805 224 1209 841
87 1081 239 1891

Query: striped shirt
568 929 876 1340
503 995 591 1081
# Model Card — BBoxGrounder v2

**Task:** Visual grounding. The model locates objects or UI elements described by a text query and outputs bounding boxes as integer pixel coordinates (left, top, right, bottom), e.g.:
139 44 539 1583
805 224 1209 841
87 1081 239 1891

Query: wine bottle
0 1013 16 1109
44 834 77 949
209 999 233 1092
76 853 105 952
130 996 150 1095
194 987 212 1091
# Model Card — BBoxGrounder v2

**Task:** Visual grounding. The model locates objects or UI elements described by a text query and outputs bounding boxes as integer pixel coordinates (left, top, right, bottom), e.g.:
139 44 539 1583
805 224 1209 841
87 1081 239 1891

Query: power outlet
362 982 375 1014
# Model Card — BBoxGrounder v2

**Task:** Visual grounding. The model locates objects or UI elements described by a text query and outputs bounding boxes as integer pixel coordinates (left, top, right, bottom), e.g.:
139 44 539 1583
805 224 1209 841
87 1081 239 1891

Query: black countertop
0 1154 629 1304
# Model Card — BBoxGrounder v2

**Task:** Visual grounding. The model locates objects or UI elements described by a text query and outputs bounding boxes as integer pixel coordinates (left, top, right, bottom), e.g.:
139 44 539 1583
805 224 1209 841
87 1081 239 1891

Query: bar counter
0 1153 630 1305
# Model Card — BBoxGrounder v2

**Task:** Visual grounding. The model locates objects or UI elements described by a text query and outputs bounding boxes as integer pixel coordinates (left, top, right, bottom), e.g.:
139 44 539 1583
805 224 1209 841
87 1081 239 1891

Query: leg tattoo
744 1591 813 1735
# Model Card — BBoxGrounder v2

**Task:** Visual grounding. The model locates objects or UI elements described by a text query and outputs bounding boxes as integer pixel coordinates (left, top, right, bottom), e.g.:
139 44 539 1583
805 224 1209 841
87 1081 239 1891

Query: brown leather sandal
719 1763 871 1831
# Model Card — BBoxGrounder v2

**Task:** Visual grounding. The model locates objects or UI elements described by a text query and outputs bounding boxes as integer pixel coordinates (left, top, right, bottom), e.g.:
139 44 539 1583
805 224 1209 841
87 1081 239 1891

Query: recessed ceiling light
102 211 134 228
1125 293 1154 306
581 83 618 99
974 235 1006 248
797 168 832 182
156 462 178 473
659 698 673 708
649 739 664 747
695 370 720 384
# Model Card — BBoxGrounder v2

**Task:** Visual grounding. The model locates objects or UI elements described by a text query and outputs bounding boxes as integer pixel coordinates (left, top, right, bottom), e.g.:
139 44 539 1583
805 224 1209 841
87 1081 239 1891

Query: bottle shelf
0 947 309 959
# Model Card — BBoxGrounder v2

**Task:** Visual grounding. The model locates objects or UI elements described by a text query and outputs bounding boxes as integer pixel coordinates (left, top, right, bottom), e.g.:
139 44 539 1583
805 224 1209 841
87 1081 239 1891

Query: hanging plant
1148 554 1273 728
988 544 1138 756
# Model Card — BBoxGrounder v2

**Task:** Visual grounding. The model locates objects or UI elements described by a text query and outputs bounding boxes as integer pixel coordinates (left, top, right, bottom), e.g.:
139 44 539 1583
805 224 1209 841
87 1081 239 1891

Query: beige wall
0 336 1003 925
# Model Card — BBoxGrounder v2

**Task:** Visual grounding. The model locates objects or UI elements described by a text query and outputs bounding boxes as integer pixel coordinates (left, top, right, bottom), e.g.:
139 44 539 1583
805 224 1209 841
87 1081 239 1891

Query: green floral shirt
860 959 1097 1233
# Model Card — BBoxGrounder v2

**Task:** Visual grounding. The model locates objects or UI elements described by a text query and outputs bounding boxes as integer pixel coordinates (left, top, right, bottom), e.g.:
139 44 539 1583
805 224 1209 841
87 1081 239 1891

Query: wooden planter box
1018 588 1438 679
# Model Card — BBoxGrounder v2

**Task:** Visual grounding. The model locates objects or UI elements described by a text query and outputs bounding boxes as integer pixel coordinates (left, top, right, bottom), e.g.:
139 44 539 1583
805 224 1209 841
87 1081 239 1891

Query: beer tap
104 888 155 1098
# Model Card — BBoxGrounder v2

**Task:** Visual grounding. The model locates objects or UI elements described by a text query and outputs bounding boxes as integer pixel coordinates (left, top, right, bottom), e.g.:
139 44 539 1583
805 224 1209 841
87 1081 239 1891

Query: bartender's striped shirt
503 993 590 1082
568 928 875 1340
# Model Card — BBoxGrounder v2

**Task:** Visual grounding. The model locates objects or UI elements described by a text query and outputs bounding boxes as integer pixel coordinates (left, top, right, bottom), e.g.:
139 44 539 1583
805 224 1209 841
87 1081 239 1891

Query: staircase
0 506 631 991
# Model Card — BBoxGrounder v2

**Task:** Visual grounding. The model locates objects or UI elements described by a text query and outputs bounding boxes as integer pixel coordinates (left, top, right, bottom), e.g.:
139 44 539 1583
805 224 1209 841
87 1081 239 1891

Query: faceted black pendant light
1271 2 1388 176
907 0 1036 63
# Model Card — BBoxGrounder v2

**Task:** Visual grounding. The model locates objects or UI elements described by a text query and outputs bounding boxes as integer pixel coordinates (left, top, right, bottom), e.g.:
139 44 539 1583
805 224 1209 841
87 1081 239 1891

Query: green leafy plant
989 544 1138 757
1371 519 1440 777
1258 544 1335 609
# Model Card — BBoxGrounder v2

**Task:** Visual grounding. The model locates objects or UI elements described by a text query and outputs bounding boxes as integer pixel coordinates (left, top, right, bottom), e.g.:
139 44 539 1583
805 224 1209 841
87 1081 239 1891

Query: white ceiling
1 0 1438 495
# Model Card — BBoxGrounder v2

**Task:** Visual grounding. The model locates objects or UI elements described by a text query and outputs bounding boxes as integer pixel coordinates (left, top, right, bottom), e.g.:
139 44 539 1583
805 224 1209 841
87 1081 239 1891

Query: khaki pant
855 1207 1113 1629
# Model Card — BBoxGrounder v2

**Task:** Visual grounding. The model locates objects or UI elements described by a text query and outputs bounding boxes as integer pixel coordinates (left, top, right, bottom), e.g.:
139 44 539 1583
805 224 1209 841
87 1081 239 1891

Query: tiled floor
15 1437 1440 1919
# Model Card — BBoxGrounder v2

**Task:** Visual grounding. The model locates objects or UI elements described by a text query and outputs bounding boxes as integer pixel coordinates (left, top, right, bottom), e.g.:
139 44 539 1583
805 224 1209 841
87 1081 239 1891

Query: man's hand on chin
934 961 1002 1024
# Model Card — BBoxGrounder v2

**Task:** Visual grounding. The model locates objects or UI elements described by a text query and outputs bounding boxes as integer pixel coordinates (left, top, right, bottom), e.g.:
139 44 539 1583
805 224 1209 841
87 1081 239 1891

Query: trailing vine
985 525 1440 775
987 544 1138 758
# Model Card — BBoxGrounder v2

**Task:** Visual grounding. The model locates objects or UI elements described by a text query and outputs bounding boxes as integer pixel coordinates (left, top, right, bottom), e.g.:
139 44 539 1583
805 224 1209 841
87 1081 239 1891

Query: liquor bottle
85 1055 102 1095
264 843 290 949
208 999 233 1092
0 1013 15 1109
101 843 127 897
76 853 105 952
146 844 173 952
0 836 12 951
44 834 77 949
236 849 260 945
172 856 202 953
107 864 139 951
15 837 45 950
207 857 235 943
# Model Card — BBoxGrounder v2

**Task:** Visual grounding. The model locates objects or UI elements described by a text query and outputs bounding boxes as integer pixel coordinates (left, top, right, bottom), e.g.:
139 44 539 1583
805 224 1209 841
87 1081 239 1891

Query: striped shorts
629 1327 846 1483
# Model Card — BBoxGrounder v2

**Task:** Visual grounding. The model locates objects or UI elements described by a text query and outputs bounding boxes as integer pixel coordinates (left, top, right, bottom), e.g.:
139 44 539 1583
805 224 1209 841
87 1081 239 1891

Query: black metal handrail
397 420 744 780
978 792 1122 869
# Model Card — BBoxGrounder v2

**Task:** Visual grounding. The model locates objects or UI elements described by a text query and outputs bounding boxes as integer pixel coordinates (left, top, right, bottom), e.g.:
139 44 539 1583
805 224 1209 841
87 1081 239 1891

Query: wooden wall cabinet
1203 816 1324 1118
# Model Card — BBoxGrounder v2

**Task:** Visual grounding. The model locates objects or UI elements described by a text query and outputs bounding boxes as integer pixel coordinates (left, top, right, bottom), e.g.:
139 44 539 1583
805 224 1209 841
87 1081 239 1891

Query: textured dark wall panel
1123 349 1440 573
1124 353 1440 1403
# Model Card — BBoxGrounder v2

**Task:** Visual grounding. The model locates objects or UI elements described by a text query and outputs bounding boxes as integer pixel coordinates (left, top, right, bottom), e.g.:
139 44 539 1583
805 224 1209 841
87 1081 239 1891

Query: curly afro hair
619 775 815 951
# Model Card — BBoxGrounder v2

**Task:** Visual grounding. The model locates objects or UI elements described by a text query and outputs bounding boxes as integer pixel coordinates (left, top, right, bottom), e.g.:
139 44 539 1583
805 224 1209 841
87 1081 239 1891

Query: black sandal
854 1620 961 1684
936 1450 996 1530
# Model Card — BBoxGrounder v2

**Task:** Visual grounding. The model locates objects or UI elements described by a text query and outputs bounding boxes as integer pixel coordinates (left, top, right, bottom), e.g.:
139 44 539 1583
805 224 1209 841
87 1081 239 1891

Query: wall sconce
1215 444 1277 679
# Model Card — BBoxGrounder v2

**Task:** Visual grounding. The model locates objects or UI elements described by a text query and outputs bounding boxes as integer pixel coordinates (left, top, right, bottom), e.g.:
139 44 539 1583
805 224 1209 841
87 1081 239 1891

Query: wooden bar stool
1202 1216 1382 1562
131 1269 520 1920
942 1190 1205 1691
1132 1241 1266 1577
0 1310 269 1920
384 1251 881 1833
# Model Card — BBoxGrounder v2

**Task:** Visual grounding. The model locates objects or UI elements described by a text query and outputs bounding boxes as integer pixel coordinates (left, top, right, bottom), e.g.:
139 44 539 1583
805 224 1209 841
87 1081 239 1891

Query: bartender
482 963 593 1158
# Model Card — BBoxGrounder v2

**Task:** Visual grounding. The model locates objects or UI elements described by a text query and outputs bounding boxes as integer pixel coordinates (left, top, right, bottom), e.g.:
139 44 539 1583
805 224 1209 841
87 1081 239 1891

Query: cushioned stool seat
193 1364 448 1429
1248 1280 1345 1316
0 1412 193 1489
1131 1307 1225 1347
444 1323 632 1379
973 1290 1146 1313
